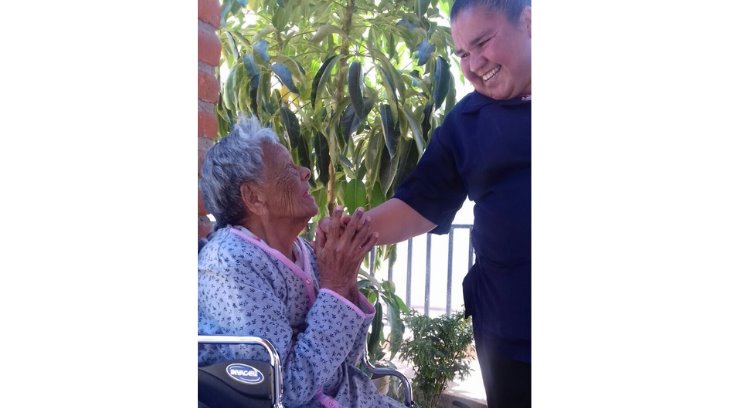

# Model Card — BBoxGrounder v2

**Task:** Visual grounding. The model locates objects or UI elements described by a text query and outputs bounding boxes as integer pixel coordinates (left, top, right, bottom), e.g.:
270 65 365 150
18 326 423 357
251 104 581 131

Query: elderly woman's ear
240 182 267 216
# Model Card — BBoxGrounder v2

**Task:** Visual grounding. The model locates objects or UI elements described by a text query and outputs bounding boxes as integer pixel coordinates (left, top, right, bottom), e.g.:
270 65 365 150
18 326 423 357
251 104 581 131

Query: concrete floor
440 357 487 408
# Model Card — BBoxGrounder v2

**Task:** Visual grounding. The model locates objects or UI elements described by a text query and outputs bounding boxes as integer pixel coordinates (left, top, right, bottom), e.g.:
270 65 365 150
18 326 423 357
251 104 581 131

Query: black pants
476 344 531 408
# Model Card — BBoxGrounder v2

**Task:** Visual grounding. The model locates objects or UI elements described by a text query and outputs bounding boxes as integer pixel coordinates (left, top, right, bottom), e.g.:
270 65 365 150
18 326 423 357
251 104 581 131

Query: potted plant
357 273 410 397
399 310 474 408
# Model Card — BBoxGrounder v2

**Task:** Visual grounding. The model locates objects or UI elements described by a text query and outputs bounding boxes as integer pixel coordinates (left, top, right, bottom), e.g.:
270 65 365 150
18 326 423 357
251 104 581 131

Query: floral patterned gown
198 226 405 408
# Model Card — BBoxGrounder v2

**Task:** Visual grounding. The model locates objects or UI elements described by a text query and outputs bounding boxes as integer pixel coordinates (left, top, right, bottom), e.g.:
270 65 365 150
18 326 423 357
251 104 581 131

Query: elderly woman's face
259 141 318 220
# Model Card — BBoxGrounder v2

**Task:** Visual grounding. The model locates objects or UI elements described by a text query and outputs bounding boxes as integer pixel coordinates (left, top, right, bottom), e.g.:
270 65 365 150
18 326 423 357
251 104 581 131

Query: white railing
368 224 474 317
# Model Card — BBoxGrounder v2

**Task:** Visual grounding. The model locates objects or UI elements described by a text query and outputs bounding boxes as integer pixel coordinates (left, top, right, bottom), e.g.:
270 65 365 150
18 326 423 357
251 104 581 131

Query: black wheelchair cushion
198 359 274 408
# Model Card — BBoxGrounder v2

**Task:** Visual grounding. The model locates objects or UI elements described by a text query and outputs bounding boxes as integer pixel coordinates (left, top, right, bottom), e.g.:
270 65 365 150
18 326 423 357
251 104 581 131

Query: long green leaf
362 95 375 118
220 0 231 26
279 107 301 149
369 47 404 107
220 0 239 26
344 178 366 213
237 73 249 113
370 180 386 208
445 67 456 113
387 33 397 62
416 38 435 66
376 65 399 113
256 72 273 123
368 302 383 360
338 153 353 170
252 39 270 63
339 103 359 140
386 295 406 359
392 139 419 191
396 18 417 33
224 31 239 61
422 102 433 142
415 0 430 17
379 103 397 159
242 54 260 77
271 55 306 80
248 74 260 115
365 128 382 191
313 131 330 185
272 62 299 94
352 136 367 174
252 25 275 42
310 24 344 43
272 7 288 31
348 61 365 119
341 95 375 139
339 152 355 180
398 105 408 147
432 56 450 110
223 63 241 111
216 92 234 134
297 137 312 177
400 106 425 155
311 54 343 108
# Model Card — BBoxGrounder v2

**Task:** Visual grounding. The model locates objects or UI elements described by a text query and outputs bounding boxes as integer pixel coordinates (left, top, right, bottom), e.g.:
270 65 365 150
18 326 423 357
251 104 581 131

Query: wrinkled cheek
279 183 296 215
283 195 298 215
270 190 297 216
272 175 298 215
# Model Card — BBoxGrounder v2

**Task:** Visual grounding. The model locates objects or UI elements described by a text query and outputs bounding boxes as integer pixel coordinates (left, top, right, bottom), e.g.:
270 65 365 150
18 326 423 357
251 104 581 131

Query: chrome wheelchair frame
198 335 415 407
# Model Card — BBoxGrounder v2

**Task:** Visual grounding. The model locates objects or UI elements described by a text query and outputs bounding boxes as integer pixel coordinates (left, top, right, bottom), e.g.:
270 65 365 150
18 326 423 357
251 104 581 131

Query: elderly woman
198 115 405 408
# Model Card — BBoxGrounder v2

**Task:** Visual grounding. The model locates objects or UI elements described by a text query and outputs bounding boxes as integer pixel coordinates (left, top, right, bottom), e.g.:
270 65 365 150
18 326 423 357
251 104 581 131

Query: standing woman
324 1 533 406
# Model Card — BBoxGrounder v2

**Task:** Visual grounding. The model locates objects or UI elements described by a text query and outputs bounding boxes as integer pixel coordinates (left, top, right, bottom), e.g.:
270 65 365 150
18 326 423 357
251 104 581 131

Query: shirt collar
461 91 531 113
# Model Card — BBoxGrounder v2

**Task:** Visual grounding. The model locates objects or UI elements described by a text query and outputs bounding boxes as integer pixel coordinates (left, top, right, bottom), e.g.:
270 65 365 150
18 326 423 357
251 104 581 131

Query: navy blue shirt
394 91 531 362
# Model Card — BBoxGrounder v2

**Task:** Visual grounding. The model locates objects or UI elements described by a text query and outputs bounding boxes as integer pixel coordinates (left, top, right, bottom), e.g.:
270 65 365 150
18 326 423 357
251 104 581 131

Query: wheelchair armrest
361 345 416 408
198 335 284 408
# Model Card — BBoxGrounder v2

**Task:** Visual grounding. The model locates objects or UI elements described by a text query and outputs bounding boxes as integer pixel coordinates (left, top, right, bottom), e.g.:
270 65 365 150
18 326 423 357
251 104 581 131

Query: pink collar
229 226 317 307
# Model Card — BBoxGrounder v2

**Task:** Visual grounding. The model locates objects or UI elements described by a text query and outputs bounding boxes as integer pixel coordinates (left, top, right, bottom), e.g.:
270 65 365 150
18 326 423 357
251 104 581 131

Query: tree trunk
327 0 356 213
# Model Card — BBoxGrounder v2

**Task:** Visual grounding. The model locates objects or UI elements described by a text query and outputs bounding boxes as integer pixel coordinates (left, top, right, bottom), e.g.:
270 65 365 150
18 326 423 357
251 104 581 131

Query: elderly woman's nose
300 166 311 181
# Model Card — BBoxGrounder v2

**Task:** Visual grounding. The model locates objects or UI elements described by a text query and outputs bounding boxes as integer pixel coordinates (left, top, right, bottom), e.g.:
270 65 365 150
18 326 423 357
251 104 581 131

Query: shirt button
305 280 311 284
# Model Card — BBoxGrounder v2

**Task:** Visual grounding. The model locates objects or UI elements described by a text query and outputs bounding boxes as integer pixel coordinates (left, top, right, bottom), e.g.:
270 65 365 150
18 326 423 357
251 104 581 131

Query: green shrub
399 310 474 408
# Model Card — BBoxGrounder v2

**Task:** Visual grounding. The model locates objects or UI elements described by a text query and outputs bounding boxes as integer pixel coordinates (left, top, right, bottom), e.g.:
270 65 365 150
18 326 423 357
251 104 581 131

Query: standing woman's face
452 5 531 100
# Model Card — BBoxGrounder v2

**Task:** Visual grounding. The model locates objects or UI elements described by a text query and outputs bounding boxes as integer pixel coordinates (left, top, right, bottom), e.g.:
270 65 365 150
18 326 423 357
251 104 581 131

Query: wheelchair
198 335 415 408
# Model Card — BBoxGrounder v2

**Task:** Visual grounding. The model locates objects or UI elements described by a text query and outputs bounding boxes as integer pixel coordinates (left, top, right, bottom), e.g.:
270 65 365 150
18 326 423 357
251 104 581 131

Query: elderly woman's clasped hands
315 206 378 303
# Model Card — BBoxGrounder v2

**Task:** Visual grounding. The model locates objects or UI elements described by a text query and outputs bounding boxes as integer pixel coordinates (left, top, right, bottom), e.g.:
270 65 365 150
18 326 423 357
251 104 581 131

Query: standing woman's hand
315 206 378 303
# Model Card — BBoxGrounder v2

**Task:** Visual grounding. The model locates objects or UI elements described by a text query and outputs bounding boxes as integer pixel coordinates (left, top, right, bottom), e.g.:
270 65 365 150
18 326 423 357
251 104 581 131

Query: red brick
198 0 221 28
198 69 219 103
199 26 222 67
198 110 218 139
198 186 209 216
198 137 213 176
198 0 221 243
198 137 214 236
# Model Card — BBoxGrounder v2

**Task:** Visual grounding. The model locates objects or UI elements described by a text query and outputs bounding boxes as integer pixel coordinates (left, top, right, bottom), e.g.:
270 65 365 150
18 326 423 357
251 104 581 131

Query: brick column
198 0 221 240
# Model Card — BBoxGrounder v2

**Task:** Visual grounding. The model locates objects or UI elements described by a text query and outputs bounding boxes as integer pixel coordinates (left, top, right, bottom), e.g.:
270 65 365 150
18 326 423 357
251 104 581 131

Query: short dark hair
450 0 530 24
